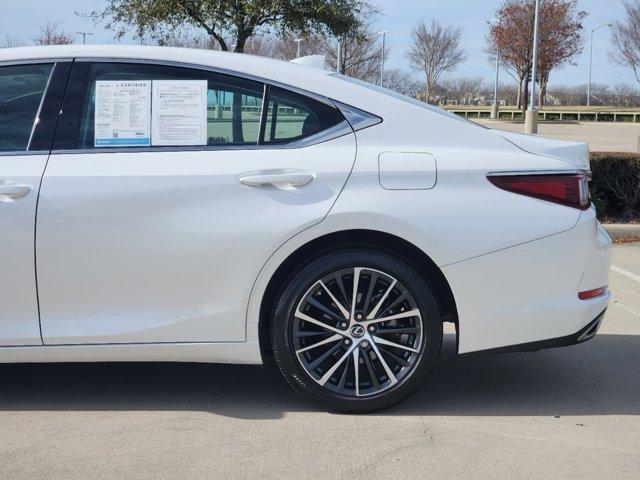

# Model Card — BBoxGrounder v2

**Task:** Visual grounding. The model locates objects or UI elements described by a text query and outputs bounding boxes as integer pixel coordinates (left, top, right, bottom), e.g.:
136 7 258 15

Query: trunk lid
492 129 590 170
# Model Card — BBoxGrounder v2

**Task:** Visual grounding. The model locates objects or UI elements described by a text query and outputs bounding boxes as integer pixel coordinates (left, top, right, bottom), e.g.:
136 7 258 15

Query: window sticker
151 80 208 146
94 81 151 147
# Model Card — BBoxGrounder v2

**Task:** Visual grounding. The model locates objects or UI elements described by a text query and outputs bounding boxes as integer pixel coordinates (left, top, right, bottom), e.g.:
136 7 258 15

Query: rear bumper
443 207 612 355
460 309 606 356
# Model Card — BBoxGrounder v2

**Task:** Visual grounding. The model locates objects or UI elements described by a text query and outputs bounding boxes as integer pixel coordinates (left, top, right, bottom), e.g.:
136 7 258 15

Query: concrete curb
604 223 640 241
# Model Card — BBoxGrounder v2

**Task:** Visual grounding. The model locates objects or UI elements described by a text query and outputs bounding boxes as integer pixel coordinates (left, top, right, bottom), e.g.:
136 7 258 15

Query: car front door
0 61 69 346
37 60 356 345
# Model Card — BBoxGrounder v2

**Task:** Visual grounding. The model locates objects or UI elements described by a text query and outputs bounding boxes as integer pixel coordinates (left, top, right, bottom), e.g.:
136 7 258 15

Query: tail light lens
488 173 591 210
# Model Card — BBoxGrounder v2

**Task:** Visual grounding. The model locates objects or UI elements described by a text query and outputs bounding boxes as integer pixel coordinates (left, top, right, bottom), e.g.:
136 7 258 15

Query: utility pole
525 0 541 134
379 31 389 87
294 38 303 58
587 24 612 107
75 32 94 45
336 39 342 74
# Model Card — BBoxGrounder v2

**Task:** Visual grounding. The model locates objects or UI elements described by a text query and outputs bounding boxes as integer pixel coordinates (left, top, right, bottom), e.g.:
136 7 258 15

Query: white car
0 45 612 412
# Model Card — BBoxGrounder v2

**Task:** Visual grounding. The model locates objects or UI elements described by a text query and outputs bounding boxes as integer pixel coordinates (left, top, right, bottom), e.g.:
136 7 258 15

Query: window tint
262 86 345 144
76 63 264 148
0 63 53 152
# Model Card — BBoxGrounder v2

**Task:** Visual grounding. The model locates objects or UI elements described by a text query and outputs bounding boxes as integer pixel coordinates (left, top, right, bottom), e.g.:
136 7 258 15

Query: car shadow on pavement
0 334 638 419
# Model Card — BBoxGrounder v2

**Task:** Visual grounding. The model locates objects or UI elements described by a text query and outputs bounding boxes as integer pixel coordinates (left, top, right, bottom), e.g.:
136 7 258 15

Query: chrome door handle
238 169 315 188
0 182 31 199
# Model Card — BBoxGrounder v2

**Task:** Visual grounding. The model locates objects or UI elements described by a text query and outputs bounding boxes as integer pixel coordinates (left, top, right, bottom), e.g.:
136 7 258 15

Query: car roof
1 44 332 88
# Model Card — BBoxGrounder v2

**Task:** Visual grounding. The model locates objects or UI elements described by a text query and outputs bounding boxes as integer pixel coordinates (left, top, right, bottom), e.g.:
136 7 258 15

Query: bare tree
611 0 640 83
407 19 467 103
438 77 485 105
382 68 423 96
33 20 75 45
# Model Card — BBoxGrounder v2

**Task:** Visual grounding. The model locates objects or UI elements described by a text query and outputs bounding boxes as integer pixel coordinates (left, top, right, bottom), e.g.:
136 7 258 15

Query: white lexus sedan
0 45 612 412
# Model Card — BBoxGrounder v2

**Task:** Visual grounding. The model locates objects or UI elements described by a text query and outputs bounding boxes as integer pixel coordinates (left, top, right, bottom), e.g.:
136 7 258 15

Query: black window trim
50 56 358 154
0 58 70 156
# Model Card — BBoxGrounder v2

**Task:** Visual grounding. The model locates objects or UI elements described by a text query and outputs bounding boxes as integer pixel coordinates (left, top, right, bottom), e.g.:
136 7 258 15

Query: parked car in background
0 45 612 412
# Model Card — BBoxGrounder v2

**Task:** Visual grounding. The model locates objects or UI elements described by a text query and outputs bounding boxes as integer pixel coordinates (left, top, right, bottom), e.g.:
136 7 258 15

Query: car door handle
0 182 31 199
238 169 315 188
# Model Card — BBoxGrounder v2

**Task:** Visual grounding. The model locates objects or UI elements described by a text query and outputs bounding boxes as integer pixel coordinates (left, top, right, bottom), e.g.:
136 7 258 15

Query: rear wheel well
259 229 458 357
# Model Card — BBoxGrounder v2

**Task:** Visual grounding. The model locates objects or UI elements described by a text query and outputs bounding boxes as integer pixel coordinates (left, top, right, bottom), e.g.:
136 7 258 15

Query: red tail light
488 173 591 210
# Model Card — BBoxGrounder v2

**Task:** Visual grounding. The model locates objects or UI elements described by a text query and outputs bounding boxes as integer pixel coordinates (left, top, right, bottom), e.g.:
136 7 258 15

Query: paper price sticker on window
152 80 208 146
94 81 151 147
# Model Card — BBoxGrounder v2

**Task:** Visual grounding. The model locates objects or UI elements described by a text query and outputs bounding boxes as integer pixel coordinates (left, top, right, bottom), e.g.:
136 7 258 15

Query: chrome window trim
49 120 353 155
0 58 74 66
0 150 50 157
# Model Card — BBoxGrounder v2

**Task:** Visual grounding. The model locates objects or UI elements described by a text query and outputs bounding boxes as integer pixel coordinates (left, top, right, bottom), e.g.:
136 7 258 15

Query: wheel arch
258 229 459 358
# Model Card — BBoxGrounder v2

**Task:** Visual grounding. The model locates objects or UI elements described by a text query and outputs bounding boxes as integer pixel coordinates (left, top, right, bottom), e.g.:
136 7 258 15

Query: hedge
590 152 640 221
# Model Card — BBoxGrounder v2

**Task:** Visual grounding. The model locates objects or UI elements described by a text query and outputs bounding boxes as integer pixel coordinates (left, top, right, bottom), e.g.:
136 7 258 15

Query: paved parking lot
474 119 640 153
1 244 639 480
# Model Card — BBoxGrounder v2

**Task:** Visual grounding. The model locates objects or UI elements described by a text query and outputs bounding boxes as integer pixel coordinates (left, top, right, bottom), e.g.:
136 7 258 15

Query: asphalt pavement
1 244 639 480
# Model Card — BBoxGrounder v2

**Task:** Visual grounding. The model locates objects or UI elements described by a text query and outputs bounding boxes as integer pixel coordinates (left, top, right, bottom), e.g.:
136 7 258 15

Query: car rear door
0 60 70 346
37 59 356 345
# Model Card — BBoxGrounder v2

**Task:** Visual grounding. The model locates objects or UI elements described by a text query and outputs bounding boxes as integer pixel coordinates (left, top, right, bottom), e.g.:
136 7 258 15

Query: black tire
271 249 442 413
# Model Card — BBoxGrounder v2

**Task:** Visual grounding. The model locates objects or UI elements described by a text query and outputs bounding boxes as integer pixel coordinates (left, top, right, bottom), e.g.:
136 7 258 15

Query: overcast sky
0 0 634 87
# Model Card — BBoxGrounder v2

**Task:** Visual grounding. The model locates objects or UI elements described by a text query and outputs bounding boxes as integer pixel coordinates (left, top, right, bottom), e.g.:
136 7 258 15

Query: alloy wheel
292 267 424 397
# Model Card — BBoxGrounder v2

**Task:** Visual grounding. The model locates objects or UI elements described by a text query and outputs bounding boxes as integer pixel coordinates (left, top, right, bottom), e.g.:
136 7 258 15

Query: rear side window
262 86 345 144
0 63 53 152
56 61 346 150
72 63 264 149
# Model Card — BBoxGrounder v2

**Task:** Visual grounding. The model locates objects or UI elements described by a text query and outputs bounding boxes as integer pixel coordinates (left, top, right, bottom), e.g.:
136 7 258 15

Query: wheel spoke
352 347 360 396
362 349 380 388
333 272 350 308
295 310 346 336
369 339 398 386
377 326 420 335
373 335 419 353
306 296 345 323
362 308 421 327
318 280 350 320
319 345 355 386
378 292 407 318
378 346 411 367
362 272 379 320
350 267 362 320
366 279 397 320
309 341 344 370
295 334 342 355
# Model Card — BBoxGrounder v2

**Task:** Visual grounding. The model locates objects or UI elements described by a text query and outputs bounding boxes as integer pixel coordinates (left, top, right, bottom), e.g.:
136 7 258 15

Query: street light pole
492 49 500 119
75 32 94 44
490 18 500 120
336 39 342 74
379 31 389 87
525 0 541 134
294 38 303 58
587 23 612 107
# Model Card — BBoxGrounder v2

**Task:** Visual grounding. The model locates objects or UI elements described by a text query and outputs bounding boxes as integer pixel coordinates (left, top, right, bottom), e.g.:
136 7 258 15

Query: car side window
262 86 345 144
0 63 54 152
75 63 264 149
